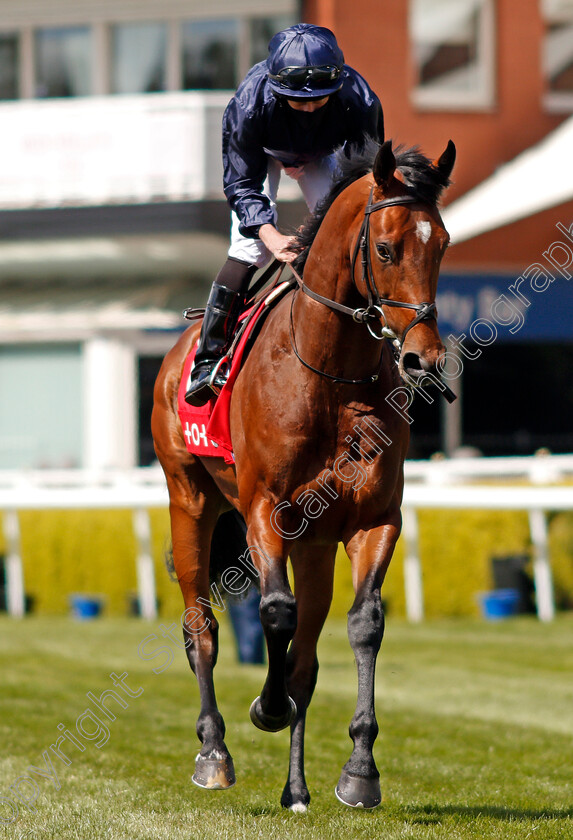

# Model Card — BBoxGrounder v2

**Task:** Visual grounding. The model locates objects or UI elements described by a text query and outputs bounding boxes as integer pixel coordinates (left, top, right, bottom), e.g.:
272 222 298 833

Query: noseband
297 186 437 344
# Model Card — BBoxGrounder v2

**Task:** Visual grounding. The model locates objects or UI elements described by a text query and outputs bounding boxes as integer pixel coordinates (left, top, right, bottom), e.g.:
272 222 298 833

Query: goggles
268 64 342 90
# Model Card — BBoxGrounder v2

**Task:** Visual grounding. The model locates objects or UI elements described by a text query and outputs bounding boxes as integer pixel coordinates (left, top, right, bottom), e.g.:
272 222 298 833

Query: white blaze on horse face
416 221 432 244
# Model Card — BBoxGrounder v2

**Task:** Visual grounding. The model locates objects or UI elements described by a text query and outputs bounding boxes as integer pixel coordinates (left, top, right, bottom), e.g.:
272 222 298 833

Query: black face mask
285 98 331 123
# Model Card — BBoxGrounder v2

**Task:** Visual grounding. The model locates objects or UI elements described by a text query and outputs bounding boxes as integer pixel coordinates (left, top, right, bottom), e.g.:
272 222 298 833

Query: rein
288 282 384 385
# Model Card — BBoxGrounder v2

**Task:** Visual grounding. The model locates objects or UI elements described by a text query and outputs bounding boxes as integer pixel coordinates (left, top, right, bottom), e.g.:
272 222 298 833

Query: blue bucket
70 595 103 620
479 588 520 620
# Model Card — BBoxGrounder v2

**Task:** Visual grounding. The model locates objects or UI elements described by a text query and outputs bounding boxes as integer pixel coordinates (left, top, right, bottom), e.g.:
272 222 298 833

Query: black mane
293 137 451 273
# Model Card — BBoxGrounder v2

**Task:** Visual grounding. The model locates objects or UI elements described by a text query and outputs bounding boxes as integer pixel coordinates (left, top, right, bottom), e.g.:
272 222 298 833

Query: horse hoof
335 770 381 809
192 753 236 790
249 695 297 732
281 783 310 812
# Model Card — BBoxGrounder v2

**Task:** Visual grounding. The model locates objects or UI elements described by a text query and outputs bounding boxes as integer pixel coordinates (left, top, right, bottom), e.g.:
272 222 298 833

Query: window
0 34 19 99
543 0 573 110
35 27 92 98
249 16 296 67
410 0 494 109
0 344 83 468
111 22 167 94
182 19 238 90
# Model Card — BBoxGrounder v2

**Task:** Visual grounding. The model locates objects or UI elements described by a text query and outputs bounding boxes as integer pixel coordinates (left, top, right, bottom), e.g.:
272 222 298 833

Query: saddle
177 266 295 463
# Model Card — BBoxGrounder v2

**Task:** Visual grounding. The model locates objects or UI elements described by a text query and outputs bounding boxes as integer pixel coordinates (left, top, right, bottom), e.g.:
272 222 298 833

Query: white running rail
0 459 572 622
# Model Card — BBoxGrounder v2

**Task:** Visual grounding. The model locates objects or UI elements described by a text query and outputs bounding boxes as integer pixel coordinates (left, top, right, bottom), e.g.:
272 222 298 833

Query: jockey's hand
284 165 305 180
258 224 299 263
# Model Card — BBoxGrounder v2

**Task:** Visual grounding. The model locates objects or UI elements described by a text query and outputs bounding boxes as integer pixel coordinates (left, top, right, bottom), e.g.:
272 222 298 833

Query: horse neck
302 197 362 307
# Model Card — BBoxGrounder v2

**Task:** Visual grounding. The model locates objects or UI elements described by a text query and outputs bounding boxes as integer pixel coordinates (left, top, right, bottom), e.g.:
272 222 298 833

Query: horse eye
376 243 392 262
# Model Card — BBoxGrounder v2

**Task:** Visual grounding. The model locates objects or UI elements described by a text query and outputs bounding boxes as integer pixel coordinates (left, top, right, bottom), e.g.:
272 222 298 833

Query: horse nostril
402 352 429 375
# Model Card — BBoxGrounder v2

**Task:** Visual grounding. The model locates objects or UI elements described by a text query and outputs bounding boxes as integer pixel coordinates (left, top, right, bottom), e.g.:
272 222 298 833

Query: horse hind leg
152 339 235 789
165 470 236 791
335 520 400 809
280 543 336 812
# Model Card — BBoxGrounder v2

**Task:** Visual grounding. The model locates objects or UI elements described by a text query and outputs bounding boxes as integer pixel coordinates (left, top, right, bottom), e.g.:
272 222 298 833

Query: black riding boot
184 282 244 406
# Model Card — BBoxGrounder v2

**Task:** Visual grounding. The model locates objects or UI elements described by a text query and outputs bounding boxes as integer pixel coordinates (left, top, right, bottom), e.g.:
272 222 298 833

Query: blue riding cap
267 23 345 99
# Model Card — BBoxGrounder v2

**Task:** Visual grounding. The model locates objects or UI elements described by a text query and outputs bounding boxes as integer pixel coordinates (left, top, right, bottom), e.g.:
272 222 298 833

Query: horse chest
279 446 400 541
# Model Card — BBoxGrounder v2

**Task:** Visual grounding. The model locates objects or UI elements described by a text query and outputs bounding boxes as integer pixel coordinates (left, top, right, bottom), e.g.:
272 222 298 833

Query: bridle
351 187 438 341
290 186 439 385
296 186 438 342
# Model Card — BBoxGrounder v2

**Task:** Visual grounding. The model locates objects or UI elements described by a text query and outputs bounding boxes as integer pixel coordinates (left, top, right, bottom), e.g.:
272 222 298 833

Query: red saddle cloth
177 281 291 464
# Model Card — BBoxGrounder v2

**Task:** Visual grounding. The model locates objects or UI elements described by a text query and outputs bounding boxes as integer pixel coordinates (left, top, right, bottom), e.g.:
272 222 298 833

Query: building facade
1 0 572 467
307 0 573 455
0 1 299 469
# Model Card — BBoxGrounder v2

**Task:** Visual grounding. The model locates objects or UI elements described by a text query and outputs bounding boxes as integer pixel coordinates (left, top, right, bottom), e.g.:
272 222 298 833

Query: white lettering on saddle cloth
184 422 216 451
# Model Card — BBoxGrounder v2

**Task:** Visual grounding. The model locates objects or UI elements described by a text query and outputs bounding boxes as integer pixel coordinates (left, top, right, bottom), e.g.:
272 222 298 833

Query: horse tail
209 509 259 597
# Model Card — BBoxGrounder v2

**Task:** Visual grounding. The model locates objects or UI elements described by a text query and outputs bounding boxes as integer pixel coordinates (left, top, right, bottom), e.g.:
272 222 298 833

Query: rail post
402 506 424 622
528 508 555 622
132 507 158 620
3 509 25 617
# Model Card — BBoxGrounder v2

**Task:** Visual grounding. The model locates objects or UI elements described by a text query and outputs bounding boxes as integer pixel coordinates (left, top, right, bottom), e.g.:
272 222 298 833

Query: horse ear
373 140 396 188
433 140 456 180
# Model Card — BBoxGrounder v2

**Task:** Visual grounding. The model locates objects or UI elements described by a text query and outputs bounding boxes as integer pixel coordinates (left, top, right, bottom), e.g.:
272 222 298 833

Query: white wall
0 92 230 208
0 343 83 468
83 336 137 470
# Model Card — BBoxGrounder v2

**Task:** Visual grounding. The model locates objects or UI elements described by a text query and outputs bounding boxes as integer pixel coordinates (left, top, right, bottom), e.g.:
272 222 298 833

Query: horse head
353 139 456 385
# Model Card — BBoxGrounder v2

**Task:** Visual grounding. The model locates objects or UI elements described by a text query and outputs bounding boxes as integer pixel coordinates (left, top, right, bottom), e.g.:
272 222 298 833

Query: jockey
185 22 384 406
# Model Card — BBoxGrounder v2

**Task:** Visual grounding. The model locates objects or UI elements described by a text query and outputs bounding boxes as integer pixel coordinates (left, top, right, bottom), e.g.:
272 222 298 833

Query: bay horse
152 138 456 811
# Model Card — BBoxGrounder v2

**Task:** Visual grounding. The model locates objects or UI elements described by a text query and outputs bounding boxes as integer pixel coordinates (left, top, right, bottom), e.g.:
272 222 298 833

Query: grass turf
0 613 572 839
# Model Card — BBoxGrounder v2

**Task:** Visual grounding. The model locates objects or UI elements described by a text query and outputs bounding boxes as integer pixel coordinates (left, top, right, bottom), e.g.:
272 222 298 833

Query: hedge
1 506 572 619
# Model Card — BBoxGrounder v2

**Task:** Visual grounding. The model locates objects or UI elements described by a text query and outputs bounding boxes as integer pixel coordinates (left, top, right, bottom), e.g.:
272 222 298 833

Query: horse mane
293 137 452 273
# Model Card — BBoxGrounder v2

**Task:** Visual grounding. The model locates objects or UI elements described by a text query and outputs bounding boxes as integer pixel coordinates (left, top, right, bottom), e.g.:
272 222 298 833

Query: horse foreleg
246 503 298 733
336 518 400 809
166 475 235 790
281 543 336 812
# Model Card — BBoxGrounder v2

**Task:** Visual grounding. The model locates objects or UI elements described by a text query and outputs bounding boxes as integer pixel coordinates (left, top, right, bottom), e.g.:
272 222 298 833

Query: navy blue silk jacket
222 61 384 238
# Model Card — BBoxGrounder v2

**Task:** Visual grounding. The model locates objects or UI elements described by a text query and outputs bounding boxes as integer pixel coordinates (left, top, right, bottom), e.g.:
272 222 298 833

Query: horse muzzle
399 342 457 403
399 348 442 382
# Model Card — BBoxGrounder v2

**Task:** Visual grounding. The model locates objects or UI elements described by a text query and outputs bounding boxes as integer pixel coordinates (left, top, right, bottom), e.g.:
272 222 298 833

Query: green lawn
1 613 572 839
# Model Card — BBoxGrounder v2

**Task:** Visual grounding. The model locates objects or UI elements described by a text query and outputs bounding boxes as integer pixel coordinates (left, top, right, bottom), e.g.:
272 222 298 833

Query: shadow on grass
406 804 573 823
